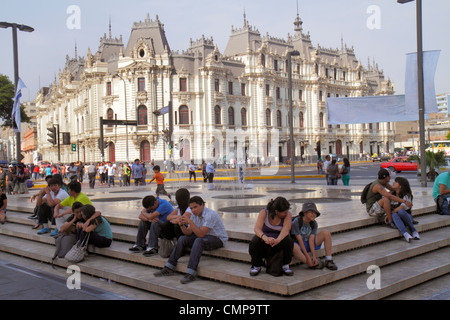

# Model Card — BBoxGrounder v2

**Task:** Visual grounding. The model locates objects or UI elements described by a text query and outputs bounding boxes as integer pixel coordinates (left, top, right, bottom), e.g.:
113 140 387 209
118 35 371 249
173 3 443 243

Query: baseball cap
378 168 390 180
300 202 321 217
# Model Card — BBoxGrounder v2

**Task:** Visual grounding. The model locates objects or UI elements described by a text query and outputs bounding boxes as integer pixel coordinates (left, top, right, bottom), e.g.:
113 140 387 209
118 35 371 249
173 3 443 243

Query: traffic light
62 132 71 145
72 143 77 152
47 126 57 145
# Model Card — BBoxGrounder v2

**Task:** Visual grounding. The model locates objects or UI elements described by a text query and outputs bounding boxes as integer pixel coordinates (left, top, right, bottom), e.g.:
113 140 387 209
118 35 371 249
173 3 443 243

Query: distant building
436 93 450 115
35 11 394 164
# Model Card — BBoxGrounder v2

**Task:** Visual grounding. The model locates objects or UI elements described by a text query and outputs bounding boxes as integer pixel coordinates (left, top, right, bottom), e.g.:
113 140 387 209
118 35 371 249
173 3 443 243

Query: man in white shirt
323 155 331 185
87 163 97 189
34 177 69 235
154 196 228 284
107 162 116 187
188 160 196 182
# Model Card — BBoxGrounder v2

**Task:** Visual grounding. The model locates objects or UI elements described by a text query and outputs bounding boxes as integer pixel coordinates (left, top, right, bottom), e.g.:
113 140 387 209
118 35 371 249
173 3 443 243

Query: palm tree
409 151 446 181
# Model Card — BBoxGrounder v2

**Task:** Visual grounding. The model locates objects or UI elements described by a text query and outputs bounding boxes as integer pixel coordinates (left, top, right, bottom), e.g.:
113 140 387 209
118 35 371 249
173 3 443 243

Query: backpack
51 232 76 268
266 249 284 277
158 238 176 258
361 182 382 205
360 182 373 204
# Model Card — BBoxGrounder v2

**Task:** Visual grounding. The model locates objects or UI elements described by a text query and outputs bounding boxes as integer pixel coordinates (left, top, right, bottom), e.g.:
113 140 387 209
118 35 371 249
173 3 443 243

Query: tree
409 150 446 181
0 74 31 128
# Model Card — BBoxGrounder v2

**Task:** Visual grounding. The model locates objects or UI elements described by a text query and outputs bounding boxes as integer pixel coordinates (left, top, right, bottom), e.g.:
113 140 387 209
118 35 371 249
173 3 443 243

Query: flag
11 78 26 133
327 95 415 125
405 50 440 114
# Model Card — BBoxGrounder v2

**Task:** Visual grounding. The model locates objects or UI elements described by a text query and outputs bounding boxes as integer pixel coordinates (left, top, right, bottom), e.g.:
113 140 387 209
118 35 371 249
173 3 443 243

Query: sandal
32 224 41 230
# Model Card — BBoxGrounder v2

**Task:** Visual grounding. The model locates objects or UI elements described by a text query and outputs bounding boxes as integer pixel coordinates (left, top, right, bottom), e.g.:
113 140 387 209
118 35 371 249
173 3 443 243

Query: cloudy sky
1 0 449 101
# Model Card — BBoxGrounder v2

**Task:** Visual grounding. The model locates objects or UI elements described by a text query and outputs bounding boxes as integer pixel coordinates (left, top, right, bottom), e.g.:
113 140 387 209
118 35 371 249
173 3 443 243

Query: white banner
327 50 440 125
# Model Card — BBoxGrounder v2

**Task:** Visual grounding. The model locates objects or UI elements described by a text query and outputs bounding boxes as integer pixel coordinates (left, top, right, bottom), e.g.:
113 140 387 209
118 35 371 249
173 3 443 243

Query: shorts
294 236 322 253
368 201 385 217
156 184 168 195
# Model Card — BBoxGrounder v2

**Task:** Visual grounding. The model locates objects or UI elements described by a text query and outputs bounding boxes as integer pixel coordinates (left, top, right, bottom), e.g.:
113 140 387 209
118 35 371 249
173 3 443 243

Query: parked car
372 153 392 162
380 156 418 173
417 157 450 180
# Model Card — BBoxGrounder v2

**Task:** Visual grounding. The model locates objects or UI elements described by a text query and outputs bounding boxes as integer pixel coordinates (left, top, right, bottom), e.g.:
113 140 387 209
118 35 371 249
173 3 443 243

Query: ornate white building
35 12 395 164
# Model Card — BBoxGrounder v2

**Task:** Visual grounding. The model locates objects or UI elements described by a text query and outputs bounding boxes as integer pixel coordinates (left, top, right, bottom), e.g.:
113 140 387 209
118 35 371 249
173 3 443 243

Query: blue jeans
107 175 115 187
135 220 163 248
166 234 223 276
392 209 417 234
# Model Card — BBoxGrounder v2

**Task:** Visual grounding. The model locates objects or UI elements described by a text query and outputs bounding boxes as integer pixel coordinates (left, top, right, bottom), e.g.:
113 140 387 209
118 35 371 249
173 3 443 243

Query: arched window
137 105 148 125
109 142 115 163
299 112 304 128
179 105 189 124
276 110 282 127
140 140 151 162
265 108 271 127
214 105 221 125
241 108 247 126
107 108 114 128
228 107 235 126
261 54 266 67
319 112 324 128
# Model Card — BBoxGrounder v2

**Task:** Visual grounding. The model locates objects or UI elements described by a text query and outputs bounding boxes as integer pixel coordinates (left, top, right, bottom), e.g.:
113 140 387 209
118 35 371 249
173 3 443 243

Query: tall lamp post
397 0 426 187
287 50 300 183
0 22 34 163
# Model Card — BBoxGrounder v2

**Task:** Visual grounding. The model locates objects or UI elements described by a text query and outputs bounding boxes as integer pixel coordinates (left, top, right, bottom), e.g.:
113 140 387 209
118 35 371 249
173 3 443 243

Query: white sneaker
403 232 413 243
412 231 420 240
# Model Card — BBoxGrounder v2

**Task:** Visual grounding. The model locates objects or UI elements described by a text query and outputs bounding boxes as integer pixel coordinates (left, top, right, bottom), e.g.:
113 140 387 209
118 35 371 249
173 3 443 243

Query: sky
0 0 449 102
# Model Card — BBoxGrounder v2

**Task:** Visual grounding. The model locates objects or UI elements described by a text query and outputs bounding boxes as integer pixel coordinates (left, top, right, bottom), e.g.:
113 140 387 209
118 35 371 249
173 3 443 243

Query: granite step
1 219 448 296
5 210 450 264
291 246 450 300
0 234 279 300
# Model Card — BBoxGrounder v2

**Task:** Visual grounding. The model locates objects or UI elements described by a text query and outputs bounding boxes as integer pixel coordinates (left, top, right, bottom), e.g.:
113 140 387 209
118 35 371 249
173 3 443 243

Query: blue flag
12 78 26 133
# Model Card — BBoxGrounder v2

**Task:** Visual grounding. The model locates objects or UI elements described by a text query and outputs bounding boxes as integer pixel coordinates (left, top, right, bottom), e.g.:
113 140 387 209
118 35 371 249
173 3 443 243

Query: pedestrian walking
189 160 196 182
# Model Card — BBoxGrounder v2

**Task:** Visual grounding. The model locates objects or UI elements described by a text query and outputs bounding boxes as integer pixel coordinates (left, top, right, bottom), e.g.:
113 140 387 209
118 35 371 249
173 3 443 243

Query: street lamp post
287 50 300 183
0 22 34 163
397 0 426 187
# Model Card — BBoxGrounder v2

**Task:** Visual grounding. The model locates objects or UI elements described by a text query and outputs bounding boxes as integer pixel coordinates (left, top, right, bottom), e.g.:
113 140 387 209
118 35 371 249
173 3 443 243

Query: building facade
35 12 395 165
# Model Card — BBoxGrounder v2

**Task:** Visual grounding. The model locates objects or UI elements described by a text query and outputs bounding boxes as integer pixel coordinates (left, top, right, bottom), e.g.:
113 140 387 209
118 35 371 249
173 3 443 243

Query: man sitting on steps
365 168 413 228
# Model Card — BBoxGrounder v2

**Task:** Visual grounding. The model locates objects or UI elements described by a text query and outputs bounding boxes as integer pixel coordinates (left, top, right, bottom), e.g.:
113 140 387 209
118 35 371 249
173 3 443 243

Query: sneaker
154 266 176 277
249 266 261 276
37 227 51 235
27 214 38 220
403 232 413 243
50 228 58 237
180 273 196 284
310 259 325 269
128 245 145 252
324 259 338 271
143 247 158 256
282 265 294 276
412 231 420 240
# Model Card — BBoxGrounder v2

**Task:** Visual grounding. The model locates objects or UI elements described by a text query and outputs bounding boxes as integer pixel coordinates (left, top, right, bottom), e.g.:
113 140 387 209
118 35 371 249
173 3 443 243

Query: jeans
166 234 223 276
88 173 96 189
392 209 417 234
135 220 163 248
107 175 115 187
342 174 350 186
77 229 112 248
328 177 338 185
